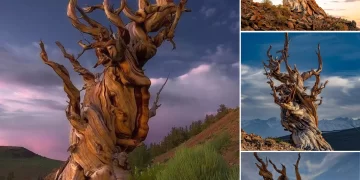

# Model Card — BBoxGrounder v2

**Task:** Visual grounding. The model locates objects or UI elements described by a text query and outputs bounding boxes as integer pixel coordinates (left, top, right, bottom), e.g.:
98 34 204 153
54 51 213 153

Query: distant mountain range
241 117 360 138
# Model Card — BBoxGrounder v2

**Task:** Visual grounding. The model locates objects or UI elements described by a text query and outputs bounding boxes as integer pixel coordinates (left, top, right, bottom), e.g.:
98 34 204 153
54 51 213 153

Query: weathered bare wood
149 74 169 118
254 153 302 180
269 159 288 180
294 153 302 180
39 0 189 179
263 33 332 151
254 152 273 180
283 0 327 18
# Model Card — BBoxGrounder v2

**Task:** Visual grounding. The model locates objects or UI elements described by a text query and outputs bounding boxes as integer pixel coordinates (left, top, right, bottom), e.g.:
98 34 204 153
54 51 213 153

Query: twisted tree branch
149 73 169 118
39 41 86 132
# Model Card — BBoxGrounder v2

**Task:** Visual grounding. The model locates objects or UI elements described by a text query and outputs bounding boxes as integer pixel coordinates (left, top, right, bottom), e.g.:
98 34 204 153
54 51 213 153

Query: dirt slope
241 0 359 31
153 109 240 165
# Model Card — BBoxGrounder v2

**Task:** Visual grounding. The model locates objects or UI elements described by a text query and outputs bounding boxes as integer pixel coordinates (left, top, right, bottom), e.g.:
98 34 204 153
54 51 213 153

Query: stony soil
241 0 359 31
241 129 301 151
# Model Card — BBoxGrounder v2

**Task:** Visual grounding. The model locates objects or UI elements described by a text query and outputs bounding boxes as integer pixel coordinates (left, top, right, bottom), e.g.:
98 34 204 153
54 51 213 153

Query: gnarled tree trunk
263 33 332 151
283 0 327 18
39 0 190 179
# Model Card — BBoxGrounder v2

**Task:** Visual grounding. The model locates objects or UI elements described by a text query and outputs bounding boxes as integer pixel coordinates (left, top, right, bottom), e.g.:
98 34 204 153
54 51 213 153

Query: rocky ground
241 0 359 31
241 129 301 151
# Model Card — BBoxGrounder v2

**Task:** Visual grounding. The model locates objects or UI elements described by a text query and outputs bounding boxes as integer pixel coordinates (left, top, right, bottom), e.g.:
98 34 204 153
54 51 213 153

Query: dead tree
263 33 332 151
294 153 302 180
283 0 327 18
269 159 288 180
39 0 190 179
254 153 302 180
254 152 273 180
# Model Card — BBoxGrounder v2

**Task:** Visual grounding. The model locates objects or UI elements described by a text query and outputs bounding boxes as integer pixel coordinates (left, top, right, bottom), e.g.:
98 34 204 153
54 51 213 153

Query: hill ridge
153 109 239 165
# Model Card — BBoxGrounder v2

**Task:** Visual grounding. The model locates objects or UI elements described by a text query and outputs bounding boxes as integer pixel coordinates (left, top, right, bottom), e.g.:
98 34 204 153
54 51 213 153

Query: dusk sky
253 0 360 26
241 152 360 180
0 0 239 160
242 33 360 120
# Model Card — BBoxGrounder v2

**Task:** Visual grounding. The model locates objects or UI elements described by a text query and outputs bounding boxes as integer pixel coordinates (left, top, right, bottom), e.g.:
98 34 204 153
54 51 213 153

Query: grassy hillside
130 107 239 180
153 108 239 165
133 133 239 180
0 146 62 180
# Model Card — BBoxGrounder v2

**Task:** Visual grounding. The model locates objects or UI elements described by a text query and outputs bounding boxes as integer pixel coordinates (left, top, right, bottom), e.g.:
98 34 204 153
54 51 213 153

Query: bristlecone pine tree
254 152 302 180
283 0 327 18
39 0 190 179
263 33 332 151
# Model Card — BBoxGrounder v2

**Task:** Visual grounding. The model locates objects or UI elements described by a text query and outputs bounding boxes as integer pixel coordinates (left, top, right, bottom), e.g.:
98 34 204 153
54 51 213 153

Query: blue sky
241 152 359 180
241 33 360 120
0 0 239 160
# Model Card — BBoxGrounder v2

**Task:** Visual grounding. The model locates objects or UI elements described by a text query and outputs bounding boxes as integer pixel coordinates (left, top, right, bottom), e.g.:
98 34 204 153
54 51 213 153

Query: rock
265 139 276 146
242 19 249 26
347 20 357 29
243 26 255 31
288 18 297 23
250 15 257 21
252 136 263 143
301 16 308 22
287 21 295 29
307 17 313 22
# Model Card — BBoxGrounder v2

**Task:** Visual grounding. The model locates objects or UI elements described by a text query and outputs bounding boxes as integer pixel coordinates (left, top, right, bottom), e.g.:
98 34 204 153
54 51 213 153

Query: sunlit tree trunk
263 33 332 151
39 0 190 179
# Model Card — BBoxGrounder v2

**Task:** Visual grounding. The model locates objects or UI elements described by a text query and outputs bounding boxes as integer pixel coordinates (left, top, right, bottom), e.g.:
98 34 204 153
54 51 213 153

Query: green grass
133 132 238 180
131 164 165 180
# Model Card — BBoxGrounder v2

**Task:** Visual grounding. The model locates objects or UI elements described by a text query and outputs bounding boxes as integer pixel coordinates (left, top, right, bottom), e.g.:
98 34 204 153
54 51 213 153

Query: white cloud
323 76 356 94
230 22 240 33
200 6 216 17
150 63 237 102
302 153 348 180
232 62 239 68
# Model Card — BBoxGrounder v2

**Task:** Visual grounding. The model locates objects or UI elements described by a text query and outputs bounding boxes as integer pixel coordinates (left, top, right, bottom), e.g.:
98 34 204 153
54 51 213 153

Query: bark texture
263 33 333 151
39 0 190 179
254 152 302 180
254 152 273 180
283 0 327 18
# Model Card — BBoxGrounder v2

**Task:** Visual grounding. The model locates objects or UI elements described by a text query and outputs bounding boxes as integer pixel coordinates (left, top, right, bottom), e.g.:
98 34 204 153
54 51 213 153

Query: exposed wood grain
39 0 190 179
263 33 332 151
